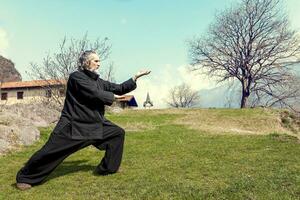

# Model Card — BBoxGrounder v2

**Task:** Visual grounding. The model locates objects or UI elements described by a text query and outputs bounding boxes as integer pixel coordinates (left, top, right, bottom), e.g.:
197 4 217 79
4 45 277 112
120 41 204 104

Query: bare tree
100 62 116 82
188 0 300 109
27 33 112 110
166 83 200 108
249 74 300 110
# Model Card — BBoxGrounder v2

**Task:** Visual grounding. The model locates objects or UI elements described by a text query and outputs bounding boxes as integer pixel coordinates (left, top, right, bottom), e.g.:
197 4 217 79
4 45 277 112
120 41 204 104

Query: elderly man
16 50 151 190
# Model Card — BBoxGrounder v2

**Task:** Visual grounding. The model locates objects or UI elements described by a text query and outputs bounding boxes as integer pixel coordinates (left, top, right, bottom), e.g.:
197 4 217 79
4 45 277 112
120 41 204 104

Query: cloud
128 64 220 109
177 65 220 91
0 28 9 55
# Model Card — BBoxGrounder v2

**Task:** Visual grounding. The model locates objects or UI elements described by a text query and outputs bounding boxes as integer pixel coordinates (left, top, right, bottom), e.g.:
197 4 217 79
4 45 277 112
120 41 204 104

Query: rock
0 113 41 154
0 139 10 155
14 125 40 146
0 55 22 82
0 103 60 155
2 103 60 127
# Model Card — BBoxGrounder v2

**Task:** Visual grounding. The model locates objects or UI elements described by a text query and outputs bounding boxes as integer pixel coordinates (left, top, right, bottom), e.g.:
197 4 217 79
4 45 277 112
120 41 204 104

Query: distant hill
198 81 300 111
0 55 22 82
197 83 241 108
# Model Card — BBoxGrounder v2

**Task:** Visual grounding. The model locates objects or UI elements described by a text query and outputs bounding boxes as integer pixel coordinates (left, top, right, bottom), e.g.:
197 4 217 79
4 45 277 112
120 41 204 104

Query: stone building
0 79 66 105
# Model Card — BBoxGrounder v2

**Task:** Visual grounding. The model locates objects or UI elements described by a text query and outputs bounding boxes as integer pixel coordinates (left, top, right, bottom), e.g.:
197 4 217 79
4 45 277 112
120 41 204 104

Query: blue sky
1 0 300 107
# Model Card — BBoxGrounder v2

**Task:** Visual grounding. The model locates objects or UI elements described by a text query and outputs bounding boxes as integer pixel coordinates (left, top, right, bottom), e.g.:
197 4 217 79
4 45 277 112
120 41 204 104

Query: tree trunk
240 80 250 108
241 91 249 108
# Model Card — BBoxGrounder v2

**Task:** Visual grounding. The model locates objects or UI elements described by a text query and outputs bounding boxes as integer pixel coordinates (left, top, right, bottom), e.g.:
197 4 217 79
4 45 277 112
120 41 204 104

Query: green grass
0 109 299 199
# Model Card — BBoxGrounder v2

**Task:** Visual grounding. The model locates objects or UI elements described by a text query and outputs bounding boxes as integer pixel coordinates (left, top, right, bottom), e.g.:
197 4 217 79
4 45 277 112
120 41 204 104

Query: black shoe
93 165 110 176
93 165 121 176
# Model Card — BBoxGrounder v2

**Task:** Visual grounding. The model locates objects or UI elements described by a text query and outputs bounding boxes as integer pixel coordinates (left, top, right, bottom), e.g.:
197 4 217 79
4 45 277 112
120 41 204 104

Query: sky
1 0 300 108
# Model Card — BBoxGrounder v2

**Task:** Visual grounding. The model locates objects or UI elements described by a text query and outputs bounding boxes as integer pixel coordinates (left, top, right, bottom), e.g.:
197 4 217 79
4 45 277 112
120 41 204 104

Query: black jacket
53 69 137 139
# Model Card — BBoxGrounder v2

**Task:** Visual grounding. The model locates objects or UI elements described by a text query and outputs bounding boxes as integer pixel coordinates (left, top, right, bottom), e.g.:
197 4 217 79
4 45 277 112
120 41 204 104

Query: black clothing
16 121 125 185
16 69 136 185
60 69 136 139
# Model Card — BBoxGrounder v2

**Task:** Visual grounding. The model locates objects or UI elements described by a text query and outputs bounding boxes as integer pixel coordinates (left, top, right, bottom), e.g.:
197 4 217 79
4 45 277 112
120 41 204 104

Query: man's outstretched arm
102 70 151 95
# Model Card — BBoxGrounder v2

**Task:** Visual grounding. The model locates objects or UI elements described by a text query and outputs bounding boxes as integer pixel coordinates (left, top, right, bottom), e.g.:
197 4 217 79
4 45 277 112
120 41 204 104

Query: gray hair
78 50 97 70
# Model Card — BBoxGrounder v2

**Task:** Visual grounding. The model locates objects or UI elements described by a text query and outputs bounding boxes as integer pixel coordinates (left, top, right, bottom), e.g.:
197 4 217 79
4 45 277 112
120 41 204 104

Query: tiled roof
0 79 66 89
118 95 138 107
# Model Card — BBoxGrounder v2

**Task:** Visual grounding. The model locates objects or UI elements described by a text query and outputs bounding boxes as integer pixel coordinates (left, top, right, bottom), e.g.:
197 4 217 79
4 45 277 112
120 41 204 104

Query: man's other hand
114 95 126 100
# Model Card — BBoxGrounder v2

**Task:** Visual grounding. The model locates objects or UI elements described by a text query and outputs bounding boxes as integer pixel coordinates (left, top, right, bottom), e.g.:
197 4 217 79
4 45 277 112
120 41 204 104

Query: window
17 91 24 99
1 93 7 100
45 89 52 98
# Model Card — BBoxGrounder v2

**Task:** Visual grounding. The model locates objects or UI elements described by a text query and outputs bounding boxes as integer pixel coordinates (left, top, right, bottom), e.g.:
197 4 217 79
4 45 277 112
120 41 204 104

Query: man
16 50 151 190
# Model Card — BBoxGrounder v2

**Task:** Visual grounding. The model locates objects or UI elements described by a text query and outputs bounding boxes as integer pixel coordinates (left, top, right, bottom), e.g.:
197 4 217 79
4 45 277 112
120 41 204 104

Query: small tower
143 92 153 108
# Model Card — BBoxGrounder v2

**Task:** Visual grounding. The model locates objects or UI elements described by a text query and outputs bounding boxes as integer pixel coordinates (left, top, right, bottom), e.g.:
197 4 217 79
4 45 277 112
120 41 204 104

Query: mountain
198 81 300 111
197 83 241 108
0 55 22 82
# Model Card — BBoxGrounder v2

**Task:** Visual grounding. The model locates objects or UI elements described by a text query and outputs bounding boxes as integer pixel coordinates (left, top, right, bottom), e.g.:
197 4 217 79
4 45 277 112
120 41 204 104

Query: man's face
87 53 100 72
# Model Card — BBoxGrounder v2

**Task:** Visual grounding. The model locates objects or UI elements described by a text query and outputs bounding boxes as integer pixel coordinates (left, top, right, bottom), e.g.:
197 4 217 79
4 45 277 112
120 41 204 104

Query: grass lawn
0 109 299 199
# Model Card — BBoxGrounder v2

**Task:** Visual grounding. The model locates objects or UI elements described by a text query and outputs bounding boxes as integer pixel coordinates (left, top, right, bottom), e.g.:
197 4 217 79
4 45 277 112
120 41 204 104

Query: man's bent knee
115 126 125 137
119 127 125 136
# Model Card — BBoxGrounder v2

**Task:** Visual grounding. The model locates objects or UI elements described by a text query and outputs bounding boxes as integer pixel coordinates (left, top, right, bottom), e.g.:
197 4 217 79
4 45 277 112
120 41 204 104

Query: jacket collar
82 69 99 80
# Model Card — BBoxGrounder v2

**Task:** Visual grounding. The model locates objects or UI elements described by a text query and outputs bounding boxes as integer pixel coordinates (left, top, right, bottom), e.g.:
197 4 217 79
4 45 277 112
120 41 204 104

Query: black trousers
16 122 125 185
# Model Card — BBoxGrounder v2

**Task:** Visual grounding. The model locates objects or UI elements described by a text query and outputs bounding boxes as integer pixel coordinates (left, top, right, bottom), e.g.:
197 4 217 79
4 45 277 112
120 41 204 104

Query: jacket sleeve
102 78 137 95
70 73 115 106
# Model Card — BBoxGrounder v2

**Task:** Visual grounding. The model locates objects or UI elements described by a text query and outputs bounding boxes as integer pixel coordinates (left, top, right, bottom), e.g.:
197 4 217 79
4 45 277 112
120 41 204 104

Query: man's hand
133 70 151 81
114 95 126 101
